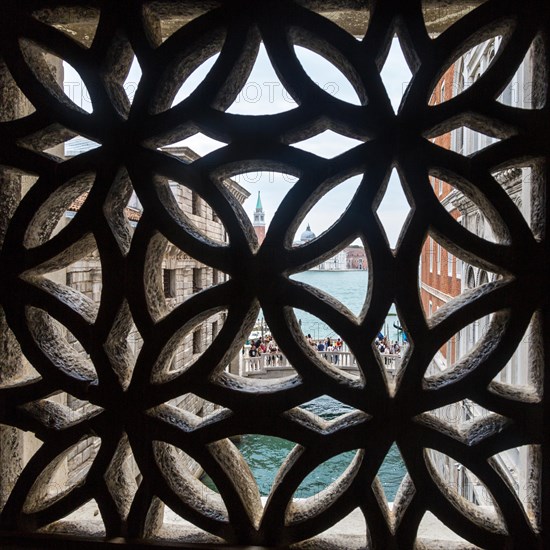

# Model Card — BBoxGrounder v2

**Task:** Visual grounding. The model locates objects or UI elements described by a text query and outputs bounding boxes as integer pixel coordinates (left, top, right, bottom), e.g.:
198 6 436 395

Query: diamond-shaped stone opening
421 0 489 36
102 301 140 391
375 168 412 250
123 56 142 105
424 399 493 433
290 130 363 158
226 45 297 114
293 45 363 105
144 231 230 323
372 443 408 504
63 136 101 157
497 37 545 109
150 308 229 383
380 36 413 113
490 444 540 532
31 392 103 426
297 395 360 422
431 127 501 156
372 305 408 380
290 174 362 246
425 449 503 523
167 132 226 155
23 435 101 514
33 7 101 48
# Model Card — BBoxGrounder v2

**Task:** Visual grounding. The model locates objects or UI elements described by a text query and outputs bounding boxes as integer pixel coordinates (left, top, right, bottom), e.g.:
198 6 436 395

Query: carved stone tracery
0 1 548 548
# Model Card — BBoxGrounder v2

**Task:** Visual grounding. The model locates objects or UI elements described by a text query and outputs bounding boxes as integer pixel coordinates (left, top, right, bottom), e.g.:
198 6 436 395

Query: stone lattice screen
0 1 548 548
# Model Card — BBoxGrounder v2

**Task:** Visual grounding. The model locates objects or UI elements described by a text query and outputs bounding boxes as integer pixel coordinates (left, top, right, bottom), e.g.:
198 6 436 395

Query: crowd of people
247 334 284 365
375 332 402 355
245 332 404 369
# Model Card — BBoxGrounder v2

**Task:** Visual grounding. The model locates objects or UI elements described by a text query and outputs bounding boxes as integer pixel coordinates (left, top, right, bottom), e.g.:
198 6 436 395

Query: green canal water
202 270 407 500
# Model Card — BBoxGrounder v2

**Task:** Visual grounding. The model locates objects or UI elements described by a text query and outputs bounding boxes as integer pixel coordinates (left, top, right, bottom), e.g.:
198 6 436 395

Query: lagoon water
202 270 407 501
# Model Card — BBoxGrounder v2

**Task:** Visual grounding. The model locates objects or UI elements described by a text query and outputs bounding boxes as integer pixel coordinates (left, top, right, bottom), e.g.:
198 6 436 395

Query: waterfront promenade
240 348 402 378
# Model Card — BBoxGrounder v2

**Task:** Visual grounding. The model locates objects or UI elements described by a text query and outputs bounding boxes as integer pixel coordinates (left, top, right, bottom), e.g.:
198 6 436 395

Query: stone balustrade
241 350 401 378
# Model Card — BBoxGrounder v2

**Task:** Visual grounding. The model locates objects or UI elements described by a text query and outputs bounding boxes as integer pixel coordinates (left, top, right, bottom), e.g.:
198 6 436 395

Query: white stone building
425 38 536 512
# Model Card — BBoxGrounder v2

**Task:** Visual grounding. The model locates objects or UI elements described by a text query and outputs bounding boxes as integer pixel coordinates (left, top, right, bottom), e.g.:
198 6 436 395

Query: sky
64 38 412 247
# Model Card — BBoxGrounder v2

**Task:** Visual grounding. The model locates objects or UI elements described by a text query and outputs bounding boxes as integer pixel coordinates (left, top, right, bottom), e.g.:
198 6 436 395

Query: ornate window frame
0 1 548 548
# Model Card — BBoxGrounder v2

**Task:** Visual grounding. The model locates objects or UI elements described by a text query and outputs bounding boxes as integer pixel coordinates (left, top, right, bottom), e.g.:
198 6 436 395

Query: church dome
300 224 316 242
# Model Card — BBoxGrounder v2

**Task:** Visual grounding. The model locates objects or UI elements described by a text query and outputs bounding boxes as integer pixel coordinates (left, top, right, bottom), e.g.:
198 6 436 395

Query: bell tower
253 191 266 244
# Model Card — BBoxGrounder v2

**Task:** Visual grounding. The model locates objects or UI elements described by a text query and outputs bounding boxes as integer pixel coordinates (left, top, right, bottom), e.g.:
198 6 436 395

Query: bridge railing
241 350 401 377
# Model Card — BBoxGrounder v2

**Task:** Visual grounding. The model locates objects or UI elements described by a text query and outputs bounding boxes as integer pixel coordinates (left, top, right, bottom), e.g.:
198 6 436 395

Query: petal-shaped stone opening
150 307 229 383
23 173 95 250
285 450 363 525
233 170 298 247
59 58 93 113
497 37 546 109
291 129 363 158
489 313 542 401
153 441 230 523
380 36 413 113
428 34 503 106
171 54 218 108
290 175 362 246
291 267 367 318
375 168 411 250
293 449 358 499
293 45 363 105
26 306 98 383
424 448 507 534
490 445 540 532
205 435 291 501
23 435 101 514
226 45 297 115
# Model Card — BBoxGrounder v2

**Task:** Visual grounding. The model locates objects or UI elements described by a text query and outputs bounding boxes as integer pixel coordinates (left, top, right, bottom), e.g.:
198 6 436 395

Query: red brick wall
420 64 462 364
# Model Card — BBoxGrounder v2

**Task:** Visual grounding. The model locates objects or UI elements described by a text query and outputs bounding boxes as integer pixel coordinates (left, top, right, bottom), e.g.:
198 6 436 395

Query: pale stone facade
422 38 535 512
62 145 249 478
